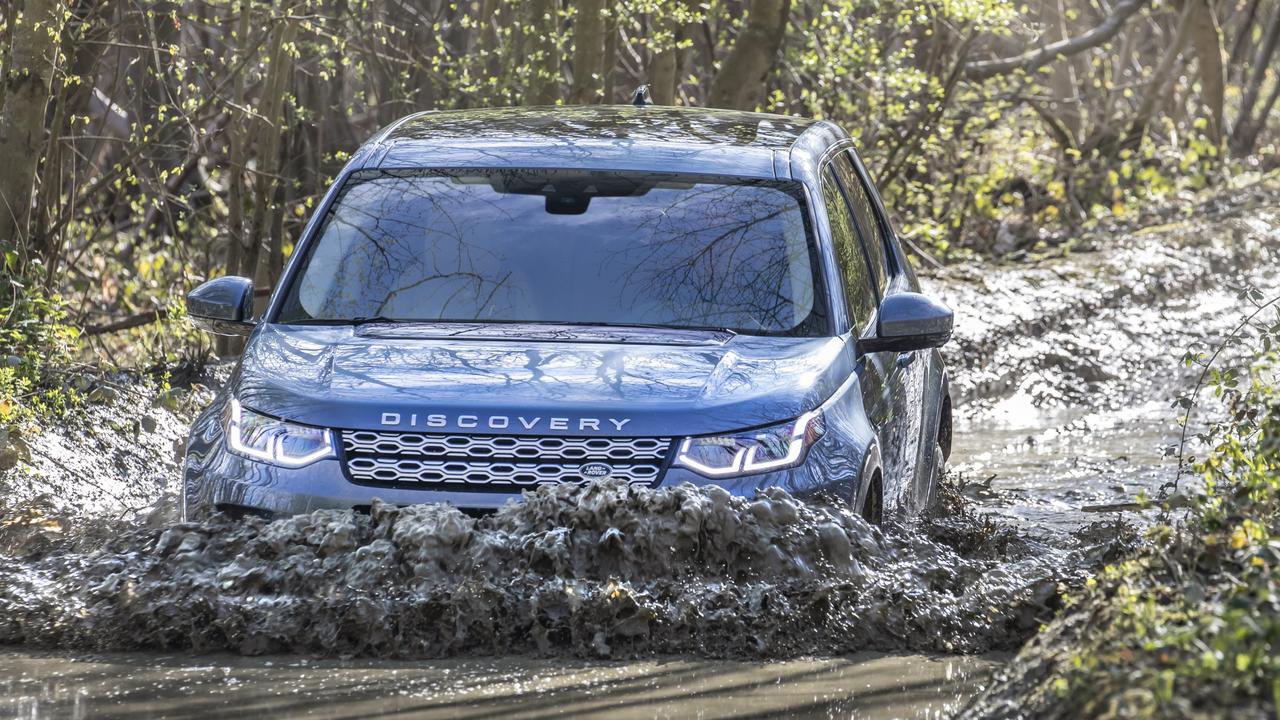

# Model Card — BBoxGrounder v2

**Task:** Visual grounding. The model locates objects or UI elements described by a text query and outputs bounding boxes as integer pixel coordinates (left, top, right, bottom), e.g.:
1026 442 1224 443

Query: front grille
340 430 672 491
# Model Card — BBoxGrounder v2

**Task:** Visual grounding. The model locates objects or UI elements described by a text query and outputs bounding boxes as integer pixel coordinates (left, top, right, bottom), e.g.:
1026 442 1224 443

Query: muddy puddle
1 192 1278 718
0 650 1002 719
950 280 1279 537
0 478 1068 717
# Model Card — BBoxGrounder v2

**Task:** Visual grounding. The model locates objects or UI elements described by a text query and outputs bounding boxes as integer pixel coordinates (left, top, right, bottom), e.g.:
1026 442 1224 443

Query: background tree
707 0 791 110
0 0 1276 366
0 0 66 264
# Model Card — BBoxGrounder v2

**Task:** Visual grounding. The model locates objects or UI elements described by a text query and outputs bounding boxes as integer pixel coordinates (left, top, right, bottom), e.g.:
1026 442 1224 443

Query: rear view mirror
857 291 953 355
188 276 255 337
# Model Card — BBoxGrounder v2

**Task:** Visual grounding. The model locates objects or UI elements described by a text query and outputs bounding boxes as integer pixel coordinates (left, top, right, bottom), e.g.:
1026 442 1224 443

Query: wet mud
935 181 1280 539
935 186 1280 409
0 367 221 520
0 479 1075 659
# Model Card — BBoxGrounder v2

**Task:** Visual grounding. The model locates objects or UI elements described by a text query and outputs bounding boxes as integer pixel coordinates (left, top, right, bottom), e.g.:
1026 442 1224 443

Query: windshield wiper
435 318 738 335
553 320 738 335
286 316 738 335
279 315 417 326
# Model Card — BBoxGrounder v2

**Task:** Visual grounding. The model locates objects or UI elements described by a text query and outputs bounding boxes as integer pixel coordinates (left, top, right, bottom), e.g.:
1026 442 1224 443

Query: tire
860 472 884 524
938 395 953 461
923 442 945 512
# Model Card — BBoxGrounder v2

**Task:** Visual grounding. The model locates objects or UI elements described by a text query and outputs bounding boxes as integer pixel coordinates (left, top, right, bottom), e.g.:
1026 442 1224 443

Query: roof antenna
632 84 652 107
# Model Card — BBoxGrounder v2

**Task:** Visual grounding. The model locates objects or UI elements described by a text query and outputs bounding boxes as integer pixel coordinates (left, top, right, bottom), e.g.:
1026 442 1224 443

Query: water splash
0 479 1078 660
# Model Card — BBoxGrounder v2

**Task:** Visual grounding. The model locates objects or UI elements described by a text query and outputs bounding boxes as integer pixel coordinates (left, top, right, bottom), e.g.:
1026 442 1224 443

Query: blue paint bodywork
183 105 952 519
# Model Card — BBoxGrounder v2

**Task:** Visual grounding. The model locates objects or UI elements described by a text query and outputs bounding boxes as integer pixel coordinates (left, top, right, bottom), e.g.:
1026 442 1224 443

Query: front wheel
923 442 945 513
860 472 884 524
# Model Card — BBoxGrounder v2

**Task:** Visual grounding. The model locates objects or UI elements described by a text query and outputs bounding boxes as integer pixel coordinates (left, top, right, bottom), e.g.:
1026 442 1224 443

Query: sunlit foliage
0 0 1276 374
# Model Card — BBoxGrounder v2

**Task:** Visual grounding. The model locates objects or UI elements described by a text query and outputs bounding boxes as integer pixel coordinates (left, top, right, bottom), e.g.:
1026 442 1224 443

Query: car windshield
275 169 829 336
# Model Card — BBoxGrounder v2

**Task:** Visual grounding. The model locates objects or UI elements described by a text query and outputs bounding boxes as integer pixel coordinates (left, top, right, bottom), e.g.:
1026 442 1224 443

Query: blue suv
183 105 954 523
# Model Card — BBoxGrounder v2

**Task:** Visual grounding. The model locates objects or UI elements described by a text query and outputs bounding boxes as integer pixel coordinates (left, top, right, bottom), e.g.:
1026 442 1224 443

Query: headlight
674 410 825 478
224 398 336 468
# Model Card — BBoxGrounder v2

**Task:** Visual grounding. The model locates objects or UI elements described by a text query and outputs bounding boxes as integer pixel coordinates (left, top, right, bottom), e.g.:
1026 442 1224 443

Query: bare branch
83 309 169 336
964 0 1149 80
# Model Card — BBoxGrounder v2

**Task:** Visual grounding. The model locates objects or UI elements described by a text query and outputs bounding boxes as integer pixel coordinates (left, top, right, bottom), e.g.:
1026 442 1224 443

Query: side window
831 153 891 295
821 168 876 330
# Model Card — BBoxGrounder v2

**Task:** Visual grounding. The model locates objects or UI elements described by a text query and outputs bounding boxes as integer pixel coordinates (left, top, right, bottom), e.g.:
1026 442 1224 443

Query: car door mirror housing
857 291 953 354
188 276 256 337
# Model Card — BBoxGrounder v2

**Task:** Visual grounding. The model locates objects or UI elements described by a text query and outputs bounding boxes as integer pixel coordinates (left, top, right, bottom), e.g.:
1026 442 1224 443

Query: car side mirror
187 276 256 337
856 291 953 355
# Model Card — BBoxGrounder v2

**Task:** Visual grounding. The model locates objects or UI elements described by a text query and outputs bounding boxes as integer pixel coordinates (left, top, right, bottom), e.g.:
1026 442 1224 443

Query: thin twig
1173 293 1280 491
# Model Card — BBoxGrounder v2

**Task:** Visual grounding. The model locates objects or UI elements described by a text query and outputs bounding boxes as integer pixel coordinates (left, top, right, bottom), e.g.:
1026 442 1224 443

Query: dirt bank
934 176 1280 408
0 366 221 521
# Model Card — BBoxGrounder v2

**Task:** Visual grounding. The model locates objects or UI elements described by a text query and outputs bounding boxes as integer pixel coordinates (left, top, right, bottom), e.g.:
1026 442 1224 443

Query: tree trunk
650 1 701 105
35 68 69 278
219 0 256 357
525 0 561 105
1231 53 1280 155
480 0 505 102
602 9 619 102
35 0 108 271
1231 3 1280 155
1186 0 1226 145
1041 0 1082 143
650 46 678 105
0 0 66 261
141 2 183 174
706 0 791 110
241 11 298 289
223 0 254 282
446 0 477 59
649 2 692 105
569 0 608 103
1126 2 1193 147
1227 0 1262 78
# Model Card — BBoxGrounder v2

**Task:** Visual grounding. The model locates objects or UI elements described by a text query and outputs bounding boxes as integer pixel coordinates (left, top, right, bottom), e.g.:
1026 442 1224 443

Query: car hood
233 323 852 436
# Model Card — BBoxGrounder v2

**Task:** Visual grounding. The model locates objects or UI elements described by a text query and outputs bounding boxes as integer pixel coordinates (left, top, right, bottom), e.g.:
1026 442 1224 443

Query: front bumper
182 421 863 519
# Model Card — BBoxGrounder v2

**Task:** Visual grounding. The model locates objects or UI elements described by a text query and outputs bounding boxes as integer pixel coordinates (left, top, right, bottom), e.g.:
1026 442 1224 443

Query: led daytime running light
227 398 336 468
675 409 824 478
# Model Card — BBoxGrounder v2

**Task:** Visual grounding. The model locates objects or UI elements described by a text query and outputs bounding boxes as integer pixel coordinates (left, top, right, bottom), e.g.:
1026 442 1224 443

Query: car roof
356 105 847 180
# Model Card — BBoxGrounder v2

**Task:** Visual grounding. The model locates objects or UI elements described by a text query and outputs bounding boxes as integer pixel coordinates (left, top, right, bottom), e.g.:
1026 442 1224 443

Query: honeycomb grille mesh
340 430 672 490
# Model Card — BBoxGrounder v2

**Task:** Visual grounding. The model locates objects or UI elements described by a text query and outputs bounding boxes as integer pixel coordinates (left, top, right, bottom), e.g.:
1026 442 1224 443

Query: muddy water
1 195 1278 718
950 272 1280 537
0 482 1067 657
0 479 1053 718
954 400 1175 532
0 650 1001 719
952 283 1258 533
